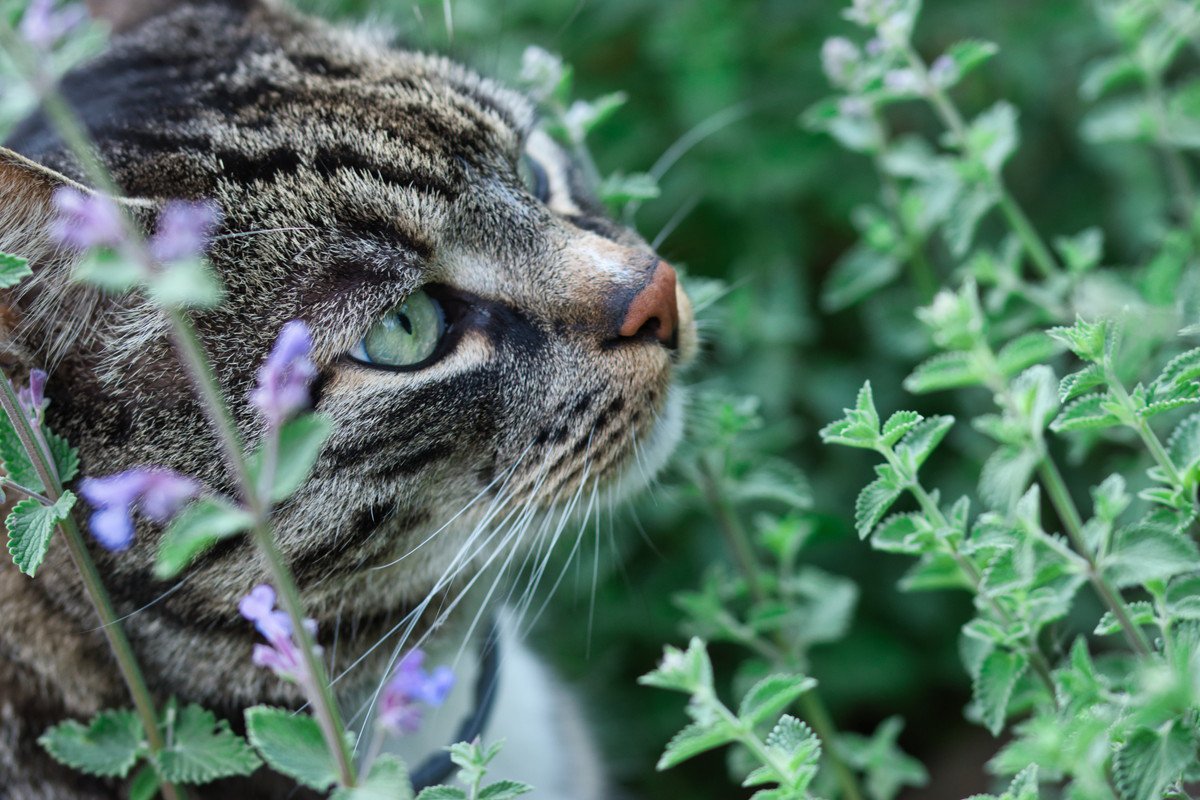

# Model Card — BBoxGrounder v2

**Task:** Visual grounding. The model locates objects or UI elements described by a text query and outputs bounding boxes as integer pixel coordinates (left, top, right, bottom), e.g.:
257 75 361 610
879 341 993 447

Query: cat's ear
85 0 257 33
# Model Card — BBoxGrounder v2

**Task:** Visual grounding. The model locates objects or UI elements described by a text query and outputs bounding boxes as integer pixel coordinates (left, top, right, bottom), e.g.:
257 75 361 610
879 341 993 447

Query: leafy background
294 0 1182 797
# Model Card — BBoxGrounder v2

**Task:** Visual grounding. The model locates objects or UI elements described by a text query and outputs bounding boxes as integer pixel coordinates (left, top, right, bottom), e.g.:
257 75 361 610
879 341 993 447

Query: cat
0 0 696 797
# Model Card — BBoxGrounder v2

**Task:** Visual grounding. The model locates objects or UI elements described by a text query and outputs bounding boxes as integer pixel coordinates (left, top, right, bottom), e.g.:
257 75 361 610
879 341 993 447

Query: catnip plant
644 0 1200 797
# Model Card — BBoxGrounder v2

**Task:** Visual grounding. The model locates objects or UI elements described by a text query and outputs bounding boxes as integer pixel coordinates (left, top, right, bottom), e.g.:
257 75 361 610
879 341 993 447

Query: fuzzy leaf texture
155 497 255 579
247 413 333 503
330 756 413 800
1103 522 1200 587
416 789 467 800
737 674 818 727
1113 724 1194 800
153 703 260 784
855 472 903 539
244 706 338 791
973 649 1027 736
7 491 75 577
39 710 145 778
656 721 737 771
478 781 534 800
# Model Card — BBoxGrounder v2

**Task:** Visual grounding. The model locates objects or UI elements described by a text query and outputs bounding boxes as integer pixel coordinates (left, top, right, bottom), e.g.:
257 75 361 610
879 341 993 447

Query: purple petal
18 369 48 421
420 665 455 706
250 321 317 426
238 584 277 623
138 471 199 521
19 0 86 49
79 472 152 511
50 187 124 251
149 200 221 263
89 507 135 551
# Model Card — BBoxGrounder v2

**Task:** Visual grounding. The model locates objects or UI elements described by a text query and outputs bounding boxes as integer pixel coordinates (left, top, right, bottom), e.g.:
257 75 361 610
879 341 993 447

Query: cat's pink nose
618 260 679 348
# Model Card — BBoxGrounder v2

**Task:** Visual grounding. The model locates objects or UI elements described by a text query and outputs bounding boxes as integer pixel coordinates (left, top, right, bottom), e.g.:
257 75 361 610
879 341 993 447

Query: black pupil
397 311 413 334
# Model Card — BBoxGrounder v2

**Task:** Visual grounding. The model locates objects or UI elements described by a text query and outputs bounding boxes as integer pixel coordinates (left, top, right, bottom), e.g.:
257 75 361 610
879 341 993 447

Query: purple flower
149 201 221 264
18 369 48 423
378 649 455 736
250 321 317 427
19 0 86 50
239 584 320 684
79 469 199 551
50 187 124 251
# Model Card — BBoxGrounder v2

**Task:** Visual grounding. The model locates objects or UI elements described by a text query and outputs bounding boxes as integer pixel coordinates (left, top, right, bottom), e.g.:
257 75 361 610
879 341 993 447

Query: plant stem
695 459 866 800
0 378 184 800
871 137 937 301
898 42 1061 279
1140 54 1197 224
165 313 357 787
1 477 52 505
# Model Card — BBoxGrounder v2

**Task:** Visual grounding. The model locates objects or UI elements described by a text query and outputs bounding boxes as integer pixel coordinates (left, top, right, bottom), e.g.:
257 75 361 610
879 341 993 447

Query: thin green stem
1105 364 1184 488
871 142 937 301
1 476 52 505
165 313 357 787
697 458 767 606
797 693 863 800
898 42 1061 279
707 690 806 793
1139 52 1197 224
0 379 184 800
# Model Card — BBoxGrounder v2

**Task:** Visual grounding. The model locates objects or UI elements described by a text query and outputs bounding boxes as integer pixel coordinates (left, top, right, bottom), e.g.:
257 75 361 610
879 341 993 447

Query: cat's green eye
350 289 447 368
518 154 550 203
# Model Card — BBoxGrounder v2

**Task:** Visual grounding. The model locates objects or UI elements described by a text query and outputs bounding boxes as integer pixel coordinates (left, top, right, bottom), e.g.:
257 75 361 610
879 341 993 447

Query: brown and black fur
0 1 696 796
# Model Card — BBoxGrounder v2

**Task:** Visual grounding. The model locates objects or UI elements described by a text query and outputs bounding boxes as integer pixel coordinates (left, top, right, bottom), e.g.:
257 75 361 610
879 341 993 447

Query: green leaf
1168 412 1200 478
128 764 161 800
1047 317 1107 362
0 251 32 288
39 710 145 778
1049 393 1121 433
872 513 929 555
942 40 999 82
639 638 713 694
1059 365 1105 403
73 248 145 292
479 781 534 800
1081 97 1154 144
820 241 901 312
247 414 332 503
1113 724 1194 800
895 415 954 471
7 491 75 577
147 257 224 309
244 706 338 791
1080 55 1141 101
979 445 1038 511
943 179 998 256
416 788 468 800
856 473 903 540
1094 601 1155 636
1005 765 1040 800
656 720 737 770
154 703 260 784
331 755 413 800
966 101 1018 173
1152 347 1200 395
903 351 982 393
1104 522 1200 587
837 717 928 800
154 498 254 579
900 552 971 591
881 411 922 446
737 674 818 726
765 715 820 786
597 172 660 207
996 332 1063 377
1053 228 1104 273
46 430 80 482
0 414 43 491
819 382 881 448
973 649 1027 735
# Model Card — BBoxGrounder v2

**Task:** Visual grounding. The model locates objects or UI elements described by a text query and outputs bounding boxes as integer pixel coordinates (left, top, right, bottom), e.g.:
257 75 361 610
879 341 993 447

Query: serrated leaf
979 445 1039 511
46 430 80 482
881 411 922 446
656 720 737 770
966 101 1018 173
819 382 881 448
639 638 713 694
1168 412 1200 478
943 180 999 257
872 513 928 554
903 351 982 393
856 476 904 540
737 674 817 727
1152 347 1200 396
39 710 145 778
996 333 1063 377
1094 601 1155 636
244 706 338 791
900 552 970 591
0 414 43 491
1047 317 1106 362
1049 393 1121 432
1104 522 1200 587
973 650 1027 736
154 498 254 579
765 715 820 783
943 40 999 81
895 415 954 471
128 763 160 800
1113 724 1193 800
248 414 333 503
1053 228 1104 273
154 704 260 784
416 788 468 800
1059 365 1105 403
0 251 32 288
331 755 413 800
820 242 901 312
478 781 534 800
7 491 75 577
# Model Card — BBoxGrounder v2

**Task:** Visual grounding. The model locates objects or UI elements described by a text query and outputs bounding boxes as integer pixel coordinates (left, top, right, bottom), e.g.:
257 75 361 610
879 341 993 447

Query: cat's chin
605 383 687 504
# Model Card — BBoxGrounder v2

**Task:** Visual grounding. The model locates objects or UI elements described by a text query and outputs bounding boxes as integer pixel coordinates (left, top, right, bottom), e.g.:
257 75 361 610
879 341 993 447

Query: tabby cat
0 1 696 797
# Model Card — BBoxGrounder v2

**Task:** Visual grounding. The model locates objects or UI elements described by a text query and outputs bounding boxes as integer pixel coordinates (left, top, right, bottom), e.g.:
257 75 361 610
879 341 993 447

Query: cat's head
0 0 695 633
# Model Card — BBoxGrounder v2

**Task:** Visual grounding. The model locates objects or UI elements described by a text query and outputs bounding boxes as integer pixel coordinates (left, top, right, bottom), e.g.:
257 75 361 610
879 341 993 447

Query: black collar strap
409 619 502 790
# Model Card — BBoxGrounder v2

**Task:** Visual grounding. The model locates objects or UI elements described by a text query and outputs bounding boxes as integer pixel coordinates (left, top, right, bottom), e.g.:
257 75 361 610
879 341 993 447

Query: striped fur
0 1 695 796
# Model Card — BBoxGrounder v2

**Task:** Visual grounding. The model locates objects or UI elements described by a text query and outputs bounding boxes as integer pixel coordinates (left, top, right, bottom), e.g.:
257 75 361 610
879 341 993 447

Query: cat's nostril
616 260 679 349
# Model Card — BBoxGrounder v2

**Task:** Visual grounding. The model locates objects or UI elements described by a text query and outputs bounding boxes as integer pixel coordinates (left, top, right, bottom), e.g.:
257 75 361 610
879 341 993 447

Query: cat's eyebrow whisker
649 101 753 184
